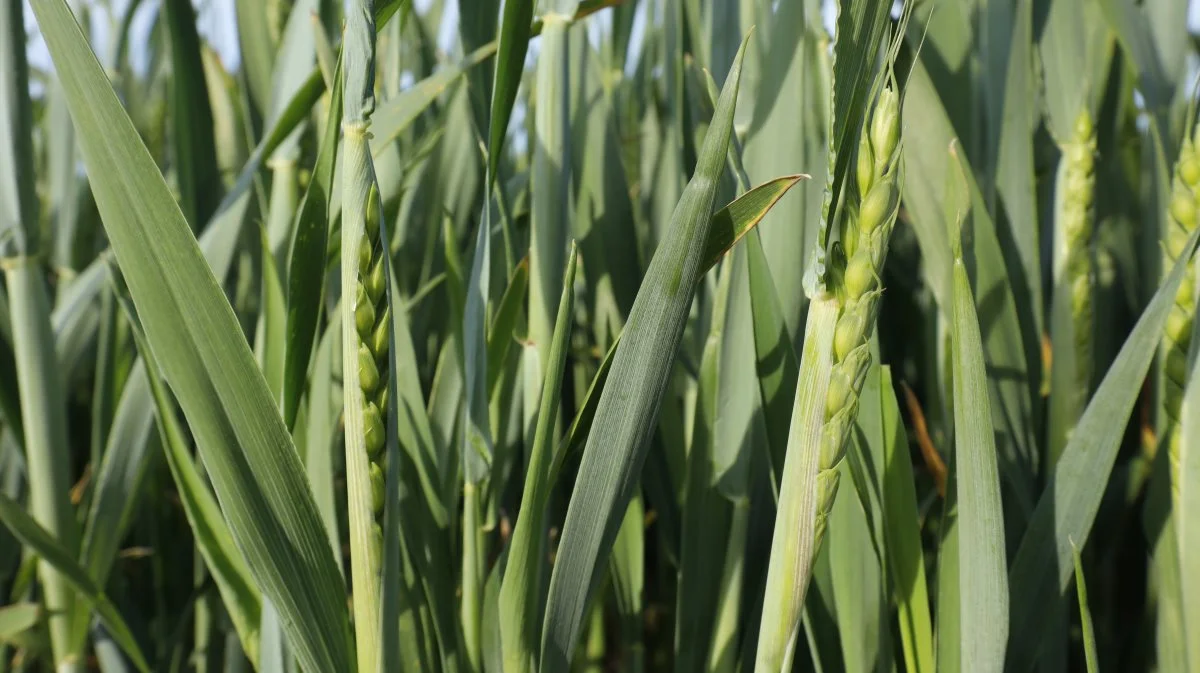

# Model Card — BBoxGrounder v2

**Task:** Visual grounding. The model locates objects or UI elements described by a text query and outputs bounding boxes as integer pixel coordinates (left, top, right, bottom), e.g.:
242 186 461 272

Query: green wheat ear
1064 108 1097 393
355 184 389 554
1164 123 1200 501
819 84 902 544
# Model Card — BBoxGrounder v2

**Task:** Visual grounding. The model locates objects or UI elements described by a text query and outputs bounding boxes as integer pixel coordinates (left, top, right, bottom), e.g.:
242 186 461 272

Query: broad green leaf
461 211 494 671
676 257 735 673
569 36 641 330
1095 0 1177 113
949 207 1009 673
747 228 799 484
370 44 496 155
700 176 807 272
875 368 935 673
0 603 39 643
236 0 276 117
487 258 530 395
1006 227 1200 670
829 456 889 673
529 17 573 404
540 37 749 670
305 320 342 567
122 300 263 664
743 0 827 340
902 59 1038 519
994 0 1042 346
282 59 344 430
162 0 221 226
0 493 149 672
487 0 534 184
1039 0 1108 140
26 2 354 671
550 335 617 484
78 357 157 585
499 245 578 673
609 495 645 673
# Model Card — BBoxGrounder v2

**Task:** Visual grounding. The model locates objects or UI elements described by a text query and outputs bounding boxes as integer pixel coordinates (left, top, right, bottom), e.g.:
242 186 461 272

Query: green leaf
550 335 617 485
78 358 157 594
608 494 645 672
875 368 935 673
950 216 1009 673
994 0 1042 346
0 603 40 643
540 36 750 670
488 0 534 184
742 0 827 341
676 255 736 673
902 59 1039 519
116 286 263 663
26 1 354 671
0 0 40 253
255 221 288 401
1005 227 1200 670
369 44 496 155
236 0 276 118
0 493 149 672
1071 541 1099 673
1094 0 1175 112
487 258 530 395
499 244 578 673
282 59 344 430
747 227 799 485
700 175 807 272
162 0 221 226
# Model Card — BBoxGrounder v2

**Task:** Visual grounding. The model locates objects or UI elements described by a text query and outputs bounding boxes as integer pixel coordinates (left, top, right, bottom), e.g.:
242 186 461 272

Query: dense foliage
1 0 1199 672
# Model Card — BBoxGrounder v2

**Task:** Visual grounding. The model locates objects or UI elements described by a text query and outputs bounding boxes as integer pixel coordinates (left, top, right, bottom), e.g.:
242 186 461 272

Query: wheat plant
2 1 1200 672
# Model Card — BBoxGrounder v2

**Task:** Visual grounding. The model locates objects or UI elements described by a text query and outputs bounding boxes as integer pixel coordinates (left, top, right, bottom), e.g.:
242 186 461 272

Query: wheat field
1 0 1199 671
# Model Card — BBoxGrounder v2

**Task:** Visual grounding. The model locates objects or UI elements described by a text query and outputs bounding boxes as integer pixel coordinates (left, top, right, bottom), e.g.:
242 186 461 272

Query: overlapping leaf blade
25 1 354 671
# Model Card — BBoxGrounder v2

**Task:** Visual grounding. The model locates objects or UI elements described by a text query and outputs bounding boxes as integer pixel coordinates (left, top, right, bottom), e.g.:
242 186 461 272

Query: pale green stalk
342 1 388 669
754 295 838 672
756 85 902 672
0 0 79 668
